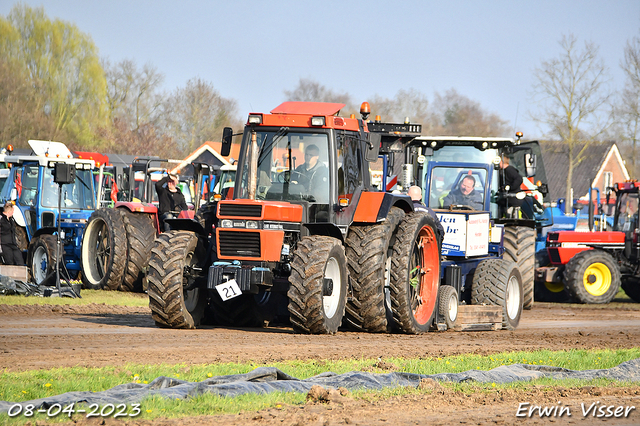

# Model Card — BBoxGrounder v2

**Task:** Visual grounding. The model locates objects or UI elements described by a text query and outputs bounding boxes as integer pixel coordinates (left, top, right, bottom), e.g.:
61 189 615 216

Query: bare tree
163 78 241 153
97 119 180 158
531 34 612 212
284 78 355 114
369 88 432 128
618 36 640 179
430 89 509 136
103 59 165 130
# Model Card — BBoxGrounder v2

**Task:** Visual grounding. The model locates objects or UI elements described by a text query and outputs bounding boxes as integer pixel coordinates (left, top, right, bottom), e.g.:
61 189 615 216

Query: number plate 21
215 279 242 301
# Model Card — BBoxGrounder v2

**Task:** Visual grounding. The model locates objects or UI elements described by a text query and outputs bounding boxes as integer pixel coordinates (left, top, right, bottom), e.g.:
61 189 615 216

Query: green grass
0 348 638 423
0 289 149 307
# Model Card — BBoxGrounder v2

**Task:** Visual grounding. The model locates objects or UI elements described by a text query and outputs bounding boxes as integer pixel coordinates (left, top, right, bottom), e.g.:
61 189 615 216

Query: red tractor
535 181 640 303
80 159 213 291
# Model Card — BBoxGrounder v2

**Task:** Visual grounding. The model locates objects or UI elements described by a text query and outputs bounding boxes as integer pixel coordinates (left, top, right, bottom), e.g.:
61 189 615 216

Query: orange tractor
147 102 524 333
147 102 446 333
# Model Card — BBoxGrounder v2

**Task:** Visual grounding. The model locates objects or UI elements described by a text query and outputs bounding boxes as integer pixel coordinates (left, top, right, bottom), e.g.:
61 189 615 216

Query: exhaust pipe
248 131 258 200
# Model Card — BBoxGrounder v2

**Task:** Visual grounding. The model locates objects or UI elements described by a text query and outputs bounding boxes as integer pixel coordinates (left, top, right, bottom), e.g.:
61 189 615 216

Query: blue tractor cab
0 141 96 285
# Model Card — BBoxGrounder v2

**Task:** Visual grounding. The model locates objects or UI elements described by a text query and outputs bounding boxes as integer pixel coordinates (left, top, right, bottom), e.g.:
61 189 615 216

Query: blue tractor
374 134 552 322
421 136 553 311
0 141 96 285
367 127 531 330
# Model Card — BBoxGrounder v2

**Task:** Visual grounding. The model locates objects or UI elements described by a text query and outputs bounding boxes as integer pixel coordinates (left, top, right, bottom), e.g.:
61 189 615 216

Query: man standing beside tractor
155 173 187 231
0 201 25 265
498 155 524 217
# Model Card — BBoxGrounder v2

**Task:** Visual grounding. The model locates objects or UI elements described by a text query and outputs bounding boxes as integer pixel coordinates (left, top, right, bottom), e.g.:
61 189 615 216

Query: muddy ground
1 300 640 425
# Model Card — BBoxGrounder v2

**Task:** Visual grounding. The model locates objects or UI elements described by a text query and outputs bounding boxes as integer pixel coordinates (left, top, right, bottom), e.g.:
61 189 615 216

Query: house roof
170 142 232 176
540 141 628 201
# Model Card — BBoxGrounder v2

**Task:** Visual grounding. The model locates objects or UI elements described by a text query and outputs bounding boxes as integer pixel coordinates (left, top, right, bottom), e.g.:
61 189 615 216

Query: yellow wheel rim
545 282 565 293
583 262 611 296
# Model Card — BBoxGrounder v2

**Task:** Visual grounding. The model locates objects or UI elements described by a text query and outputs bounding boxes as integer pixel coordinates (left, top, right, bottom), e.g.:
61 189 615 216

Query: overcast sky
2 0 639 139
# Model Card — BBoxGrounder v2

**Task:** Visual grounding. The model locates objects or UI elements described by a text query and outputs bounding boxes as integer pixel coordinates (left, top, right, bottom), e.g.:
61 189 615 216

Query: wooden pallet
0 265 29 282
452 305 502 332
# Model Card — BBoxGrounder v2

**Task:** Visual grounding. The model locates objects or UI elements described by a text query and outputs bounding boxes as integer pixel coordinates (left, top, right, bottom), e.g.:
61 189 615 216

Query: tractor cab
612 181 640 233
224 102 382 232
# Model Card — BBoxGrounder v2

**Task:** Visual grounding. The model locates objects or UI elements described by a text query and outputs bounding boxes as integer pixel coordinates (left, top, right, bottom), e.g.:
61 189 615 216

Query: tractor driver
442 175 483 210
293 144 329 203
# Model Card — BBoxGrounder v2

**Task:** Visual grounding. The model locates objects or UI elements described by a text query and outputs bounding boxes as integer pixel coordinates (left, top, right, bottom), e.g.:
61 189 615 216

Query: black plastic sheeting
1 358 639 413
0 276 40 296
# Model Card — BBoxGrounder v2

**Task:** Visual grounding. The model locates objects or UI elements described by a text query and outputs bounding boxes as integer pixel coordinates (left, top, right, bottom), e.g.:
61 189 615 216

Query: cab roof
270 102 346 116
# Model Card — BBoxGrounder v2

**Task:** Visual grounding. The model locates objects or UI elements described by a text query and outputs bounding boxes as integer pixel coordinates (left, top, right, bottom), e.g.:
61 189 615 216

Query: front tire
534 280 570 303
472 259 523 330
80 209 127 290
564 250 620 304
28 235 58 286
437 285 458 330
389 212 441 334
147 231 207 329
621 277 640 303
288 236 347 334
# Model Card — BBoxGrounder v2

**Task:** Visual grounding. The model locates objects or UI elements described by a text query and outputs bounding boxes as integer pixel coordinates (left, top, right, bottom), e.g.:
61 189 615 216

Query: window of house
603 171 613 193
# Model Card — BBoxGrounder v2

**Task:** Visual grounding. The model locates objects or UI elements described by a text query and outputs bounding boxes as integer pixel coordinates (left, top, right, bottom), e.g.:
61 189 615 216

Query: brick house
540 141 629 211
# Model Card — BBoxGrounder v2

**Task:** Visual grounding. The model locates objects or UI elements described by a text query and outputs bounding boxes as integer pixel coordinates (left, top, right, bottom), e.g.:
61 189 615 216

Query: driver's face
460 178 474 195
305 152 319 168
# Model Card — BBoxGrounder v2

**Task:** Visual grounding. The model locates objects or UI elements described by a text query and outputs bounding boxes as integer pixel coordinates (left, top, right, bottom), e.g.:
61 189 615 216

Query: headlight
220 219 233 228
246 220 258 229
248 114 262 125
311 116 325 126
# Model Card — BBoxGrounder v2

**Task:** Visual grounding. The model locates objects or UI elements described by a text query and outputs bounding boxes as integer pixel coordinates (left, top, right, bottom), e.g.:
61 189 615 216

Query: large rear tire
389 212 441 334
28 235 58 286
472 259 523 330
80 209 127 290
147 231 207 329
119 210 156 292
344 207 404 332
503 226 535 310
564 250 620 304
288 236 347 334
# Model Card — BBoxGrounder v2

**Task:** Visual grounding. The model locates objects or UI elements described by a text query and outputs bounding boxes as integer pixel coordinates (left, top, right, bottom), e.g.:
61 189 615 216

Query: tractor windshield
614 191 639 232
41 168 96 210
426 165 491 212
237 130 330 205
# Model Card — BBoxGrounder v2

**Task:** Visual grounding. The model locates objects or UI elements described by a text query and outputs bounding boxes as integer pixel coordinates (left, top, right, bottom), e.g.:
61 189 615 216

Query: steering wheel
277 170 307 186
449 204 476 211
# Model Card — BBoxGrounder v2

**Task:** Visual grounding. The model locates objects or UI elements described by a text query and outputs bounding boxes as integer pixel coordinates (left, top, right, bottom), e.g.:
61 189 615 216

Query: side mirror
10 188 17 201
221 127 233 157
365 133 381 162
524 153 537 177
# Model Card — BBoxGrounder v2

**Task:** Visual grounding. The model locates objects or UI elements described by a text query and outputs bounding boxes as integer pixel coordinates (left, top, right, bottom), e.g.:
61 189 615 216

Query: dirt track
1 300 640 425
